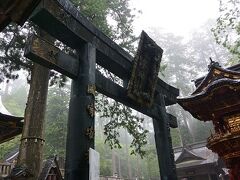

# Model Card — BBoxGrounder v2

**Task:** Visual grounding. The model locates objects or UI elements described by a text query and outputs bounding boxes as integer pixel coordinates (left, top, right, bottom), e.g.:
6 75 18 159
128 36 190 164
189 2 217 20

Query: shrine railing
0 163 12 177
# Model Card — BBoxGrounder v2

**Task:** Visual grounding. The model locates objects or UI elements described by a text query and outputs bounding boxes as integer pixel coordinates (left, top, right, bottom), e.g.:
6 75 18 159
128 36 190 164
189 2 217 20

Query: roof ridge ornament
208 57 221 71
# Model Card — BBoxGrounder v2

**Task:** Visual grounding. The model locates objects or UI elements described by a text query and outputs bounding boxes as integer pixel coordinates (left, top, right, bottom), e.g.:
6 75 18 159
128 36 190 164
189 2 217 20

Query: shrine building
177 61 240 180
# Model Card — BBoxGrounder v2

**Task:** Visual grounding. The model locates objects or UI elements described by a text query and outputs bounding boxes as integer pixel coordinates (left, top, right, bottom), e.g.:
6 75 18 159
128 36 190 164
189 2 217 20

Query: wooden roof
177 63 240 121
174 142 226 177
39 157 63 180
175 148 205 164
193 64 240 95
0 113 24 144
195 63 240 87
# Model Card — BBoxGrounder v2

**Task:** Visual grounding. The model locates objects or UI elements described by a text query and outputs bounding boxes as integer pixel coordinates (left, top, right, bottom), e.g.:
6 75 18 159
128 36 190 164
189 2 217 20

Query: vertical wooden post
17 63 50 180
153 95 177 180
65 43 96 180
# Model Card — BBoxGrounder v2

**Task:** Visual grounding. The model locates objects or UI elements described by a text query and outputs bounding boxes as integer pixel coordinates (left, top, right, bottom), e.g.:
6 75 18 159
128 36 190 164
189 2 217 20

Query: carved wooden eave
193 64 240 95
0 113 24 144
195 63 240 87
0 0 41 31
177 64 240 121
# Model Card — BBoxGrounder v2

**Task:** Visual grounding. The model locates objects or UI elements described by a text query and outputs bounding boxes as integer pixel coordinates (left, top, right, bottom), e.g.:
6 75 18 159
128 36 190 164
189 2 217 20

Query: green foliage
71 0 111 36
0 0 146 158
170 128 182 147
96 94 148 158
71 0 138 53
212 0 240 64
149 20 230 145
0 24 30 83
75 0 148 157
106 0 139 54
143 145 160 178
0 136 20 160
44 86 70 158
95 135 113 176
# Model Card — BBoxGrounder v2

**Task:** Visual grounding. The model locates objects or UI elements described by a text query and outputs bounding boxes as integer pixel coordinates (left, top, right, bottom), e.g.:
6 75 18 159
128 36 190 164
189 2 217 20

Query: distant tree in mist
147 20 232 145
213 0 240 64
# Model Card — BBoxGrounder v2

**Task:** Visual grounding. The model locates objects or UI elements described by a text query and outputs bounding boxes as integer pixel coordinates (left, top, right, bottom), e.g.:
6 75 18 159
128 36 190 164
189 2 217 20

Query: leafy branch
212 0 240 63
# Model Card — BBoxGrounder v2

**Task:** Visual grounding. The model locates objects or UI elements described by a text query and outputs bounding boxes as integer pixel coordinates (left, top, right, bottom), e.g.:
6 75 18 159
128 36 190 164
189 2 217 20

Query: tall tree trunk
112 150 116 176
117 154 121 177
124 129 132 179
16 63 50 179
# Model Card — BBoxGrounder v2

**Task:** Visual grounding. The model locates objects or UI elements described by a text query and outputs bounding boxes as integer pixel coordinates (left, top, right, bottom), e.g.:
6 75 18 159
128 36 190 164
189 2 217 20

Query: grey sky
130 0 220 36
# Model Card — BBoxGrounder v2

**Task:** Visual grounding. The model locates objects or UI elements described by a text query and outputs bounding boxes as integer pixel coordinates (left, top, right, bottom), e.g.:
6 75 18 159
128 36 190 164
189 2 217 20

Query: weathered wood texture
23 1 179 178
17 63 50 180
29 0 179 106
96 71 178 128
65 43 96 180
24 35 178 128
194 63 240 87
25 35 79 79
0 114 23 144
153 96 177 180
127 31 163 107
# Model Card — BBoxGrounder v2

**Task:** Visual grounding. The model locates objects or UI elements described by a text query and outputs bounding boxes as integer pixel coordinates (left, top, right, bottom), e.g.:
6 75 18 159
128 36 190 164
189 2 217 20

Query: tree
148 28 196 145
147 20 231 145
189 20 231 69
16 62 50 180
212 0 240 64
74 0 148 157
44 86 70 158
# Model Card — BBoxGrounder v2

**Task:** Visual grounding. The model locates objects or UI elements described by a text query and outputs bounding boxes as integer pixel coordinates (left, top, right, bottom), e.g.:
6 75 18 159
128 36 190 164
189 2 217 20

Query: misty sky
130 0 220 37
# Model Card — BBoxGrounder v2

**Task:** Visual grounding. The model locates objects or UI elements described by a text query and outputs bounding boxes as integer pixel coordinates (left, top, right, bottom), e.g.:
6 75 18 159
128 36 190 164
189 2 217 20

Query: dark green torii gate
28 0 179 179
2 0 179 179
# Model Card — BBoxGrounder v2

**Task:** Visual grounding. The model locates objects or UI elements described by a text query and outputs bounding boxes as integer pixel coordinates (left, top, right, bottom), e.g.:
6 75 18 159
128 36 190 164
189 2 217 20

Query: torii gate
1 0 179 179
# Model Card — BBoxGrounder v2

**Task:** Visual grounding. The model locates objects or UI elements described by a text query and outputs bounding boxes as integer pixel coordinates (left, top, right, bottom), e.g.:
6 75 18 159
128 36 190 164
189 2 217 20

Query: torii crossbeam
0 0 179 179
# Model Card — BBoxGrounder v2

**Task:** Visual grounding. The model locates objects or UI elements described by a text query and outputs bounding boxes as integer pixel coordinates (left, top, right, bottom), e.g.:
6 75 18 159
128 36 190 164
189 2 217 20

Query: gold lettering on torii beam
87 84 96 97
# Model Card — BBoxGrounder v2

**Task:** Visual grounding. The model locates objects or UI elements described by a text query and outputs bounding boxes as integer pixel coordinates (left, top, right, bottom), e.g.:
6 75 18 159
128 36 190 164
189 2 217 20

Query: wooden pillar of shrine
65 43 96 180
153 95 177 180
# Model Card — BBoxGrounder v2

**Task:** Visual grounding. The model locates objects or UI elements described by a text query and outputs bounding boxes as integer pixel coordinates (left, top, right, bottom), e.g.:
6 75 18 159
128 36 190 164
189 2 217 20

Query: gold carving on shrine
225 114 240 133
177 62 240 179
215 70 221 75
